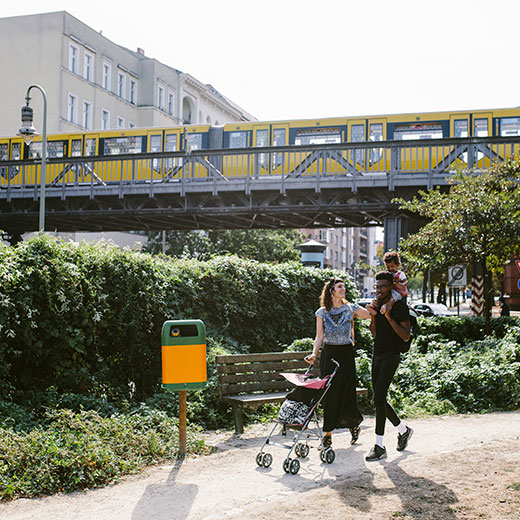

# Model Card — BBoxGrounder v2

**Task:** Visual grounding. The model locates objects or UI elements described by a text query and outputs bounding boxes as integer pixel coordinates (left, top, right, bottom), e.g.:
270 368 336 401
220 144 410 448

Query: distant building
0 11 255 138
301 227 377 297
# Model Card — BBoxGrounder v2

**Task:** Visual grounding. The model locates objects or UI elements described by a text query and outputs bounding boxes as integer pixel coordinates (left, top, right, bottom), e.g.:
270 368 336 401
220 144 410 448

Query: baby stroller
255 359 339 475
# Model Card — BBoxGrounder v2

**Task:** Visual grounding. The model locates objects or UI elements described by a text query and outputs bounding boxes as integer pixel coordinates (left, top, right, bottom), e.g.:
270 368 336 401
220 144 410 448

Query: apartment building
0 11 254 138
302 227 377 297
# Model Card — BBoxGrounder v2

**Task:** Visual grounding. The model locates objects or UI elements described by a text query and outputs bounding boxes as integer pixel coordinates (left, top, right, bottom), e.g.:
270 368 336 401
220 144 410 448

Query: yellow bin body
161 319 207 391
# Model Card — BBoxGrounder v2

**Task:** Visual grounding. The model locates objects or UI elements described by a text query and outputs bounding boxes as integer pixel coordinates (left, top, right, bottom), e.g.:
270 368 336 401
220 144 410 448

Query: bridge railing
1 136 519 195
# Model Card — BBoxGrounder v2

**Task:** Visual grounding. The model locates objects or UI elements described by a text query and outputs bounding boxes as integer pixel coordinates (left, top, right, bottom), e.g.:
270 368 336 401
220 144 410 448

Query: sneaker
349 426 361 445
319 435 332 450
397 426 413 451
365 444 387 461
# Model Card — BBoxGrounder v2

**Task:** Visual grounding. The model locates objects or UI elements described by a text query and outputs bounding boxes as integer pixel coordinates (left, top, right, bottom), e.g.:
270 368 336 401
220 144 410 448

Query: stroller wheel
262 453 273 468
325 448 335 464
294 444 301 457
255 452 264 466
283 458 291 473
289 459 300 475
299 444 310 458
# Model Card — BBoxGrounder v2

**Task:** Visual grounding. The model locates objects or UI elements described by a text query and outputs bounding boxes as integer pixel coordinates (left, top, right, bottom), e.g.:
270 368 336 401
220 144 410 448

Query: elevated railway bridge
0 135 518 249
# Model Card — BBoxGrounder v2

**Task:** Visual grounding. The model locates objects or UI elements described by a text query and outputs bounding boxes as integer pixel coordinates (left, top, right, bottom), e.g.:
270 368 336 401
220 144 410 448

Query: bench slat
215 351 310 364
217 360 310 376
221 380 294 395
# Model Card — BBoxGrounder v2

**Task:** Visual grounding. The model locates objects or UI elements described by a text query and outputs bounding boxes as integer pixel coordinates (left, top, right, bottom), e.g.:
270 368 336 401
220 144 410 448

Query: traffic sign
516 260 520 272
448 265 467 287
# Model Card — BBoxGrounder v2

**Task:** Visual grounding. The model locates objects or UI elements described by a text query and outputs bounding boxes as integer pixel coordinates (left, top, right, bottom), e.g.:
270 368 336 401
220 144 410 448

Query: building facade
301 227 378 297
0 11 254 138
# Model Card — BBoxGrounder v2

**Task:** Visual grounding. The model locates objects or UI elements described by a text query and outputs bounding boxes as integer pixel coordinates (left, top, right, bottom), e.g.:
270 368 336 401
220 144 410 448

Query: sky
2 0 520 122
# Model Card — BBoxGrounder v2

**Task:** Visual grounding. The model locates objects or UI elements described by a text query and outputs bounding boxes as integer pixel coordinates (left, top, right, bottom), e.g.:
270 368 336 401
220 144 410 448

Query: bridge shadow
131 457 198 520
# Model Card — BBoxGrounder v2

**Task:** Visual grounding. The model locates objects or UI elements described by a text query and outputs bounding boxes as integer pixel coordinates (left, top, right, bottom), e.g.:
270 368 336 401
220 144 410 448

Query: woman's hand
304 354 316 365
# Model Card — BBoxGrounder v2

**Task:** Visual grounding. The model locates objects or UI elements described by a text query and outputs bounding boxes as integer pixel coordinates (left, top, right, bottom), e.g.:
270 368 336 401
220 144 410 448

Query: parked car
413 303 457 317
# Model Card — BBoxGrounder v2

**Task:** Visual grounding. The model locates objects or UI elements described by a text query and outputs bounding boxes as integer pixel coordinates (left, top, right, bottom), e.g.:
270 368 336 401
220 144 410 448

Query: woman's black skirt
320 343 363 432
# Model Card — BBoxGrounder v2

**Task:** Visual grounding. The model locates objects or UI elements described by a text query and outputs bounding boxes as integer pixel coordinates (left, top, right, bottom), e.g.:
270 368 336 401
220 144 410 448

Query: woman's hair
320 277 346 310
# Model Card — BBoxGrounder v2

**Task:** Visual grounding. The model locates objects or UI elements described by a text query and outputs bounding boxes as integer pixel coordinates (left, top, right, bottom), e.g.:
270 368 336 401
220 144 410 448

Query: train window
85 138 96 156
394 122 443 140
256 129 268 148
12 143 21 160
294 128 341 145
369 124 383 141
150 135 162 153
71 139 82 157
499 117 520 136
186 133 202 151
0 143 7 161
273 129 285 146
165 134 177 151
229 131 247 148
28 141 65 159
103 136 144 155
474 119 488 137
454 120 468 138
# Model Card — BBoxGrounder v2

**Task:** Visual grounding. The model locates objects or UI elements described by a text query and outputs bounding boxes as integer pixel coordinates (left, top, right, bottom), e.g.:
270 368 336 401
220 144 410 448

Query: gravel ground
1 411 519 520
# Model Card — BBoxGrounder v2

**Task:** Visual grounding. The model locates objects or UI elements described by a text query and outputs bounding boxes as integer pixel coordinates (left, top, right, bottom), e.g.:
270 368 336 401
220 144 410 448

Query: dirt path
1 411 520 520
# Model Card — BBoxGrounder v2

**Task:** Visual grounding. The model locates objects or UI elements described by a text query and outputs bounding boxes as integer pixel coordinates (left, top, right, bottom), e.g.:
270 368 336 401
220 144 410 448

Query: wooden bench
215 351 367 433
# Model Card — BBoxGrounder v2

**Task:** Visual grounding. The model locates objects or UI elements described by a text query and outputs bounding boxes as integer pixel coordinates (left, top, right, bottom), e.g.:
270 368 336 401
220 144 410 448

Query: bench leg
231 403 244 434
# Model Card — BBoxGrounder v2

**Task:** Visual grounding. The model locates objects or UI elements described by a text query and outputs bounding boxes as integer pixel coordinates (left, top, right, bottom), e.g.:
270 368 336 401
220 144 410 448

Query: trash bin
161 319 207 391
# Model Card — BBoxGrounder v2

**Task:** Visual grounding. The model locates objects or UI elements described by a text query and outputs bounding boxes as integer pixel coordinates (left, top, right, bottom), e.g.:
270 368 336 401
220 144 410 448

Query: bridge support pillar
383 216 422 253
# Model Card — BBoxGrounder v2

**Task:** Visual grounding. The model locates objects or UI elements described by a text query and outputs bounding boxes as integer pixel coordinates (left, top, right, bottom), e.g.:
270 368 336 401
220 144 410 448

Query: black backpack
401 309 420 353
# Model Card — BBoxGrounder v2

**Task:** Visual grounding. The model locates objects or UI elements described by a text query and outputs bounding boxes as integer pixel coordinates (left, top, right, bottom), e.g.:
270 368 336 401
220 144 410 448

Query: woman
305 277 371 449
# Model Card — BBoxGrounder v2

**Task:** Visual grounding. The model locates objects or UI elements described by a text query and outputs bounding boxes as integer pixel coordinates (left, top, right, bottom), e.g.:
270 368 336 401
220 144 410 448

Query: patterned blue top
315 303 359 345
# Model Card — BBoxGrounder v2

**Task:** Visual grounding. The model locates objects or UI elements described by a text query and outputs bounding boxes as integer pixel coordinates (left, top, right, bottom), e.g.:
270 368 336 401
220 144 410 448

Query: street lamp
17 84 47 232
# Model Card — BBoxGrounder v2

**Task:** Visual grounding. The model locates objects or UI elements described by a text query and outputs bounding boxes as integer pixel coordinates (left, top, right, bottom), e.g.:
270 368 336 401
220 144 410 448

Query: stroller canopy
280 372 330 390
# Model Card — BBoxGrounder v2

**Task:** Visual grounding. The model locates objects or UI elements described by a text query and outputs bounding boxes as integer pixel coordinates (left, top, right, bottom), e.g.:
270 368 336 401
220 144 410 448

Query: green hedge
0 235 354 405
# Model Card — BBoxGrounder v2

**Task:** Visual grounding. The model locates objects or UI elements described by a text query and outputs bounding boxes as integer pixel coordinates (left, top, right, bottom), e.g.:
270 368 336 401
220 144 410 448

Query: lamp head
18 104 39 145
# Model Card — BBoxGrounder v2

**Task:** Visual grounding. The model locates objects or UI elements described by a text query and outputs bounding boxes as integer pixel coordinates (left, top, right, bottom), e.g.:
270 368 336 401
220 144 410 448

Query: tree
396 158 520 334
146 228 306 263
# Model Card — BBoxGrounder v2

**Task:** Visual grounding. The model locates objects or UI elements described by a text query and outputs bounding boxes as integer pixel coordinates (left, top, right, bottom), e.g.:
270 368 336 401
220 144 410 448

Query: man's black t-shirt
373 300 410 356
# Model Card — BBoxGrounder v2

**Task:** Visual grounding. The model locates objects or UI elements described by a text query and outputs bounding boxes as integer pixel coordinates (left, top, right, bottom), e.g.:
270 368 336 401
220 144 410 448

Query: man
366 271 413 461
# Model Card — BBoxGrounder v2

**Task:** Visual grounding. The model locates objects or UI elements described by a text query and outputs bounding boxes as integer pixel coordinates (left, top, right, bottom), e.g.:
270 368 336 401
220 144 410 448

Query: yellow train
1 107 519 186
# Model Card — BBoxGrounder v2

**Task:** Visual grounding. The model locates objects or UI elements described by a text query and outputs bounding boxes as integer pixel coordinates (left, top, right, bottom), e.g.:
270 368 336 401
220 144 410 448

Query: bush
0 408 209 500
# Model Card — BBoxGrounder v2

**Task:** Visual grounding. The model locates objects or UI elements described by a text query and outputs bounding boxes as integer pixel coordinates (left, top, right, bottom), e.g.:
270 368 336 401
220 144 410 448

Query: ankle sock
375 434 384 448
397 423 407 435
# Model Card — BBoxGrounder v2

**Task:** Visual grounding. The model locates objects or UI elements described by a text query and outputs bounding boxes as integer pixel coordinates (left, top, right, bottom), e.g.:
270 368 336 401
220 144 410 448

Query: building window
101 109 110 130
84 52 93 81
117 117 125 129
68 94 78 123
118 72 126 99
69 44 79 74
168 92 174 115
130 80 137 105
83 101 92 129
103 62 111 90
157 86 164 110
129 122 135 128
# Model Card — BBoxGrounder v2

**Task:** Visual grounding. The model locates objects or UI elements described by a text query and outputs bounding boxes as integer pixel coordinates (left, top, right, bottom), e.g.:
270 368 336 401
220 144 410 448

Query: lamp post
17 84 47 232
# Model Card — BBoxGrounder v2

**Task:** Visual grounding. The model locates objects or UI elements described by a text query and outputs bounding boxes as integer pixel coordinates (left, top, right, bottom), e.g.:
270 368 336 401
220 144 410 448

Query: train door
62 134 84 185
473 112 492 167
368 118 386 171
148 130 163 181
450 114 470 169
164 129 182 180
253 124 270 176
348 119 366 171
271 122 289 174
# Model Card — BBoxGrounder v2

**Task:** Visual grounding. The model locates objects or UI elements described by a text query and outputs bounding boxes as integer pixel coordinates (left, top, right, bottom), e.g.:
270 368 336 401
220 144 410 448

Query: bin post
179 390 187 457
